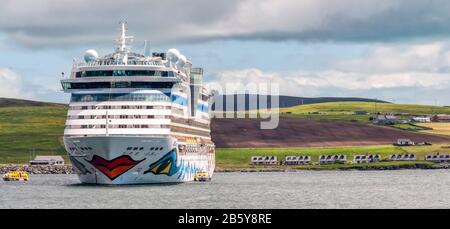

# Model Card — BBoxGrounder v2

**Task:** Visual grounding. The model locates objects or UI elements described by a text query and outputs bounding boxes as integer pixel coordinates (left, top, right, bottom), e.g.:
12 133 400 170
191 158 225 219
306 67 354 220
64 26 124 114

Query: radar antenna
143 40 151 56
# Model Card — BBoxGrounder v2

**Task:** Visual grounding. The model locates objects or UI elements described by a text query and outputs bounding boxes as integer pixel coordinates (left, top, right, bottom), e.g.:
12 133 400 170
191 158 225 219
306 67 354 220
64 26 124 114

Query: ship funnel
190 68 203 117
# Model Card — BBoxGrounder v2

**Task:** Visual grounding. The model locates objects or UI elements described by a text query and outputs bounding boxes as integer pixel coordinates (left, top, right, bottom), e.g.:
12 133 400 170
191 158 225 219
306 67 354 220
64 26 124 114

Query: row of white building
250 153 450 165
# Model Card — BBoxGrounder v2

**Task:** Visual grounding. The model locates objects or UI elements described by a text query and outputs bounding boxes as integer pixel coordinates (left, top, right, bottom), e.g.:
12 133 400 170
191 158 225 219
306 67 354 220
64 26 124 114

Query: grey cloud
0 0 240 48
204 41 450 105
326 86 450 106
3 0 450 48
206 68 450 105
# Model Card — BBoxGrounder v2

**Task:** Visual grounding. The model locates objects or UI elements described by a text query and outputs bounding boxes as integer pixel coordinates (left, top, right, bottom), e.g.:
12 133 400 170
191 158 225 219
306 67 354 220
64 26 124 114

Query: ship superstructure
61 22 215 184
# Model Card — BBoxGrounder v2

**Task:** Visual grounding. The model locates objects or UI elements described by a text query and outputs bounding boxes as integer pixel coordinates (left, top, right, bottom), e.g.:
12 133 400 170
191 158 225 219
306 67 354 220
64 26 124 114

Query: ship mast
114 21 134 65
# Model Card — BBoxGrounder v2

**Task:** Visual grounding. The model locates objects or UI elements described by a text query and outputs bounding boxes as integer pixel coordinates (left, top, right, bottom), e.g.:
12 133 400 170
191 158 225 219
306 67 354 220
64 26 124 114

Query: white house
250 156 278 166
389 154 417 161
412 117 431 123
284 156 311 165
396 139 415 146
425 154 450 163
353 154 381 163
29 156 65 166
319 155 347 164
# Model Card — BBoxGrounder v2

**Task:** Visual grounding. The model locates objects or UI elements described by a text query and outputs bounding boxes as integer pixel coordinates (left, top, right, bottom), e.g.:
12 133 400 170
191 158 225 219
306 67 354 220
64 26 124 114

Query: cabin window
70 93 172 103
64 82 174 90
75 70 176 78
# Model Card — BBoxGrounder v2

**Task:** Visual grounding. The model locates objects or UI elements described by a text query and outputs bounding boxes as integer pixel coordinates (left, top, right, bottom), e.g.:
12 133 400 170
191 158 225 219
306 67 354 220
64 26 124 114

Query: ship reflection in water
2 170 450 208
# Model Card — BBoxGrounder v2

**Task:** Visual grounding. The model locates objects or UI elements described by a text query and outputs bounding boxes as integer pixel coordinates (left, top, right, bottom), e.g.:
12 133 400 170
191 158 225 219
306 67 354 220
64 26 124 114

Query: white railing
74 60 165 68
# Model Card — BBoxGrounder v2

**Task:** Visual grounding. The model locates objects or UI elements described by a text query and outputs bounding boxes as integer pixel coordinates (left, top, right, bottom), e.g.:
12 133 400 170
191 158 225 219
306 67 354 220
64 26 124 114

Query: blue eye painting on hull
144 149 180 176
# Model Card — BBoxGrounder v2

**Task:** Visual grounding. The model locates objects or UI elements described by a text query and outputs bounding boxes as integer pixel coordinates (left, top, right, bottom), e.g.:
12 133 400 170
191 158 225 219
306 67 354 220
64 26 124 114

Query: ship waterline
61 22 215 184
66 136 214 184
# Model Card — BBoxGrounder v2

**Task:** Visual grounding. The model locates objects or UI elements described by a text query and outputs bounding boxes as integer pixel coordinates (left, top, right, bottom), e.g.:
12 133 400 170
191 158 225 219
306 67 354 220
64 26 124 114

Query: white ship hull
64 136 215 184
61 23 215 185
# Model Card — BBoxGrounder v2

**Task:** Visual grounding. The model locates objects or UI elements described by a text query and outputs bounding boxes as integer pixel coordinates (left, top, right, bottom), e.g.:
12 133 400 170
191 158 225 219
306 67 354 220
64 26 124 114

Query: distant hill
211 94 388 111
1 98 450 163
0 95 387 109
0 98 64 107
281 102 450 115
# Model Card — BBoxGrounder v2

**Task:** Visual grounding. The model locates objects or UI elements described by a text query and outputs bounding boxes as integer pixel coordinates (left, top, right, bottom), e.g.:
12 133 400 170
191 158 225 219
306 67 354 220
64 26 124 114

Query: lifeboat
194 171 211 182
2 171 29 181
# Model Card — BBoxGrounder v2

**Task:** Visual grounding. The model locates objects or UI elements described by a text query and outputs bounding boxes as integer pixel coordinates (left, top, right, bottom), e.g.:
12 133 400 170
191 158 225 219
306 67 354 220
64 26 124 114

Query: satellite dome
84 49 99 63
167 48 180 62
177 54 187 67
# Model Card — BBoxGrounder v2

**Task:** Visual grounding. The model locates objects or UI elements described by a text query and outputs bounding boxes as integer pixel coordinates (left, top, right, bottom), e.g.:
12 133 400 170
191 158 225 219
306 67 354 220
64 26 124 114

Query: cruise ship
61 22 215 184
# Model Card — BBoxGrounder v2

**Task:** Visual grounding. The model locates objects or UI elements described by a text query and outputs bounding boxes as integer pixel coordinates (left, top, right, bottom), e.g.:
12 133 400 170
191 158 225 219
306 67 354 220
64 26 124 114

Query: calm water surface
1 170 450 209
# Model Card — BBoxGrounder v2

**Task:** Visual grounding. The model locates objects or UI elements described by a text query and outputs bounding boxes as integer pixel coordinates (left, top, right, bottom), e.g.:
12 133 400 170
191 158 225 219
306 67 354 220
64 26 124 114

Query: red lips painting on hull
86 155 144 180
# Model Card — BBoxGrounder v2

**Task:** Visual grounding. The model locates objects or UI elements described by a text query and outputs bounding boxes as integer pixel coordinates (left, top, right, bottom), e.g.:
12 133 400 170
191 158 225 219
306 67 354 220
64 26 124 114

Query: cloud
207 69 450 94
0 0 240 48
205 42 450 104
0 68 29 99
0 68 69 102
3 0 450 48
335 42 450 73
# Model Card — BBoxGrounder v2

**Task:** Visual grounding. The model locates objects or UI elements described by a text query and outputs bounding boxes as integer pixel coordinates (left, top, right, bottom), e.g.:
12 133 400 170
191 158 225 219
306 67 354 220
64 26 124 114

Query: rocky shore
340 163 450 171
2 163 450 175
215 163 450 172
0 164 74 174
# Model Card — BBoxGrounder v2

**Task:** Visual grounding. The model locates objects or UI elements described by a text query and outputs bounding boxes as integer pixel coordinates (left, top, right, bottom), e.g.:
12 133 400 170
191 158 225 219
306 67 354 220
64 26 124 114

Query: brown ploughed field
211 118 450 148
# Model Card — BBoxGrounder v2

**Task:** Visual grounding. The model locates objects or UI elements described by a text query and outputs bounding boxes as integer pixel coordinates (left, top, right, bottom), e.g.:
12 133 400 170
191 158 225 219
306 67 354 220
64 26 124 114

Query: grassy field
0 105 68 163
392 123 431 131
279 102 450 122
1 103 450 171
216 144 450 170
281 102 450 115
416 123 450 136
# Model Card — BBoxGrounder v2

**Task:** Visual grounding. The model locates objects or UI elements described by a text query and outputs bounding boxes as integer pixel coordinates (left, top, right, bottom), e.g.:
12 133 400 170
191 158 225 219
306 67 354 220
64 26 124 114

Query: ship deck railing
74 60 165 68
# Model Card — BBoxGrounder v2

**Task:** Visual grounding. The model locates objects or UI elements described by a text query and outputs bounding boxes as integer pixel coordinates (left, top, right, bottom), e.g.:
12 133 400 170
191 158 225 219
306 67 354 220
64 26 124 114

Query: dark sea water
1 170 450 209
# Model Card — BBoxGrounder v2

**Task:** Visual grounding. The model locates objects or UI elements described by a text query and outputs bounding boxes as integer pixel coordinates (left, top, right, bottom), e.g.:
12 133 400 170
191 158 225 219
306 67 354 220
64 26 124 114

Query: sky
1 0 450 105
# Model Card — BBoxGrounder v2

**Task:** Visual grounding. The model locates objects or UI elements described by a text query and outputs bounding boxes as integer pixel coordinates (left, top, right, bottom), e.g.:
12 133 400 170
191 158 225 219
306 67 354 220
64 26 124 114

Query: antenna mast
114 21 134 64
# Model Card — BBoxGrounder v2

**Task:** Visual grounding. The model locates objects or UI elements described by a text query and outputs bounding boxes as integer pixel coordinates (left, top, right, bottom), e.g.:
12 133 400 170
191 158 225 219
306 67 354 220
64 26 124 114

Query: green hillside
282 102 450 114
0 105 67 163
0 97 63 107
1 101 450 165
280 102 450 122
216 145 450 170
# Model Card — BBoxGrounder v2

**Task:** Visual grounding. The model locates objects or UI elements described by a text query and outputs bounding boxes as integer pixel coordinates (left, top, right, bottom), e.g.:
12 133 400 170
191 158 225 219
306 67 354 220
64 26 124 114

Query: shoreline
215 165 450 173
216 161 450 172
0 165 74 175
2 163 450 175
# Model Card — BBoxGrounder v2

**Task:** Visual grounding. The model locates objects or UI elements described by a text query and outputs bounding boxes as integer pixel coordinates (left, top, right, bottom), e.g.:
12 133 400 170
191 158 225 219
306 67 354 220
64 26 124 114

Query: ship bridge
61 22 192 93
